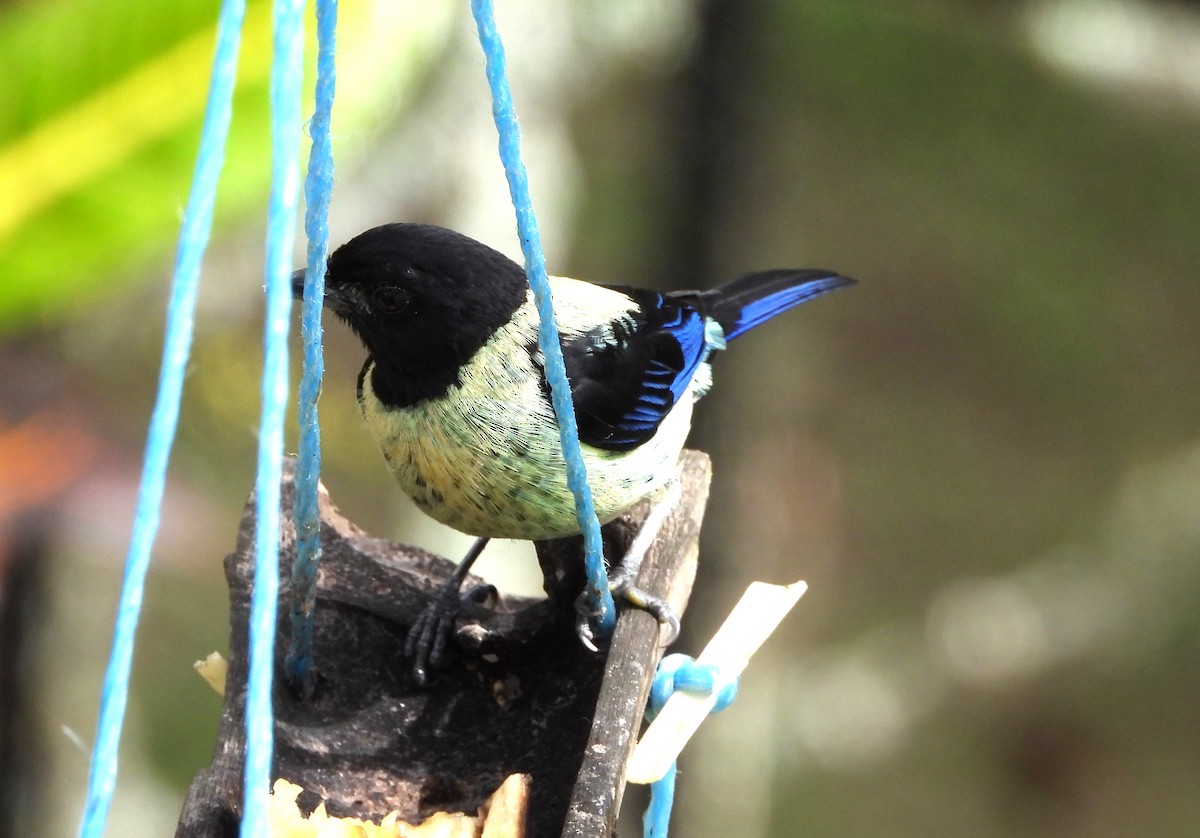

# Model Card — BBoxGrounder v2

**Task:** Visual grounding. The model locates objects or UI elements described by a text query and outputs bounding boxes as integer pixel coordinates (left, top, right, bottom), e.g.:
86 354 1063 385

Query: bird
294 222 854 682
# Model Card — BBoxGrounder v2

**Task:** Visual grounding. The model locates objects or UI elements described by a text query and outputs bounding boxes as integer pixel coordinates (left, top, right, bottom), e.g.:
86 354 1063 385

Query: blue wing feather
725 274 851 339
560 289 715 451
554 269 854 452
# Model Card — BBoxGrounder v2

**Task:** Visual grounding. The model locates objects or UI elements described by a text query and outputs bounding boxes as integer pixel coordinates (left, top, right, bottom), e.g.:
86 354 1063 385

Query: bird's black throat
360 353 466 409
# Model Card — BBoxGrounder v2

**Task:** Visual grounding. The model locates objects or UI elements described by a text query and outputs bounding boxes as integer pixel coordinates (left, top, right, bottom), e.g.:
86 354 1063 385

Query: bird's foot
572 571 681 651
404 537 493 687
405 582 497 686
573 476 684 650
612 573 681 644
573 594 602 651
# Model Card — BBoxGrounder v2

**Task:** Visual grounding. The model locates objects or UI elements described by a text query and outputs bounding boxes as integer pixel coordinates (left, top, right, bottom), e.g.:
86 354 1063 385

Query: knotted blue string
76 2 247 835
286 0 338 693
643 654 739 838
470 0 615 636
240 0 306 834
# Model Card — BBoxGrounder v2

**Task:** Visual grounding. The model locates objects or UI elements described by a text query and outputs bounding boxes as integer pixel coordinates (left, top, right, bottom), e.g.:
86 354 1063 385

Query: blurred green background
2 0 1199 835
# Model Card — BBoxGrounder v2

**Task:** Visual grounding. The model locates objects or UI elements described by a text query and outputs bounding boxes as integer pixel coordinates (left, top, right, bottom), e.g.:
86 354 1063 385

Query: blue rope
240 0 306 833
643 763 678 838
643 654 739 838
470 0 615 636
83 4 610 834
285 0 338 692
76 2 247 835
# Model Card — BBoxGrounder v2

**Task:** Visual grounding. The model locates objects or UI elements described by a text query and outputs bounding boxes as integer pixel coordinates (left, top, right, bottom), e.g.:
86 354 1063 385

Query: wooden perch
176 451 710 838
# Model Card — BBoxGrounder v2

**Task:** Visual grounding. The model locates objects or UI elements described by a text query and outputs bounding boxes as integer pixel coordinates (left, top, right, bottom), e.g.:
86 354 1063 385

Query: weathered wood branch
175 451 710 837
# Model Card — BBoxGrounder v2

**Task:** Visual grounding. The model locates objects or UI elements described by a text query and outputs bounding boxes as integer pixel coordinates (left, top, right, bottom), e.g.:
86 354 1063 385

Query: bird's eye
372 286 409 314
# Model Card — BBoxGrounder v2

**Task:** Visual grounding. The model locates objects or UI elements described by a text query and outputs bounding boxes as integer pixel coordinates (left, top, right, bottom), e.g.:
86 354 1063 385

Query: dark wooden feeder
176 451 710 837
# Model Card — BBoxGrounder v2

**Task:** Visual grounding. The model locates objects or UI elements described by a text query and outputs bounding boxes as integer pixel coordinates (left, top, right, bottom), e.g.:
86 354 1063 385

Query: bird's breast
358 319 694 540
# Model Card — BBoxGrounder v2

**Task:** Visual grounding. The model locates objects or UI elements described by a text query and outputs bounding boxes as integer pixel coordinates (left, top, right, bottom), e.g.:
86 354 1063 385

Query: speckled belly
358 367 691 541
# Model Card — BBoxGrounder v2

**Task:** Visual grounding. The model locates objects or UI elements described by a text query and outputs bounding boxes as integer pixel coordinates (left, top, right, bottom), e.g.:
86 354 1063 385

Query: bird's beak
293 266 355 316
291 268 308 301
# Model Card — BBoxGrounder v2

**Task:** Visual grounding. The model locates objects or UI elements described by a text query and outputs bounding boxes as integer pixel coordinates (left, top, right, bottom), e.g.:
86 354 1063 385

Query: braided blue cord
76 3 247 835
285 0 338 692
470 0 615 635
240 0 306 833
643 654 739 838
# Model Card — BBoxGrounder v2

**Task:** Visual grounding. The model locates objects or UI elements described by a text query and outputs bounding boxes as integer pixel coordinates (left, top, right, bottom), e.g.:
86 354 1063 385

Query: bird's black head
296 223 529 407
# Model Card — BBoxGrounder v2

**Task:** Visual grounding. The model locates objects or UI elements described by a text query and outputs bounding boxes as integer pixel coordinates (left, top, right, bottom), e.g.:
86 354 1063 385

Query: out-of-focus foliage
0 0 456 332
5 0 1200 836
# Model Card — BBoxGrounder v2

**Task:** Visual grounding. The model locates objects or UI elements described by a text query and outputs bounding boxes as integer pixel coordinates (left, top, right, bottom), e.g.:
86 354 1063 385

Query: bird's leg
576 478 683 650
405 536 493 686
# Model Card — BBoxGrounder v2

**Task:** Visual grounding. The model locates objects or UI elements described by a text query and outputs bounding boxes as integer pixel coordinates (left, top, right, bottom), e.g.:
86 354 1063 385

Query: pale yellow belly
359 366 691 541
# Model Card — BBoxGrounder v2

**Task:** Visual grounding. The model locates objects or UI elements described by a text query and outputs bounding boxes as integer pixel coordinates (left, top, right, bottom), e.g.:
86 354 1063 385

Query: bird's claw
405 582 497 686
571 576 681 652
573 592 602 652
463 582 498 606
612 577 680 644
570 476 683 649
405 594 458 687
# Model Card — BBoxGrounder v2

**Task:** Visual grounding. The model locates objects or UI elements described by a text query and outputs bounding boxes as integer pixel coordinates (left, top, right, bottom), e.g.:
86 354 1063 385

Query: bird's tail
678 269 856 341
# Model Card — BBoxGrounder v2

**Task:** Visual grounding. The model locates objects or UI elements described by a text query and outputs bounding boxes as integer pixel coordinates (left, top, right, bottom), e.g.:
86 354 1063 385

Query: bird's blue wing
557 288 711 452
